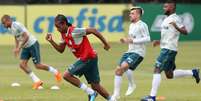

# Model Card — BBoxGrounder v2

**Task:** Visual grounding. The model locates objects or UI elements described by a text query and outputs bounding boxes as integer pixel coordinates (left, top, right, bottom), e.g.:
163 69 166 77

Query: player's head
163 0 176 15
129 6 144 22
54 14 72 33
1 14 12 28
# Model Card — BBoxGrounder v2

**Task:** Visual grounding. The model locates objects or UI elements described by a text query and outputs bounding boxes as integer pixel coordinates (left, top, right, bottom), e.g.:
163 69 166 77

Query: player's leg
147 49 175 101
20 47 42 89
125 53 143 96
166 62 200 83
20 59 40 83
30 41 62 82
112 53 130 100
64 59 96 98
63 71 81 87
125 69 135 94
141 67 161 101
113 53 143 99
142 49 170 101
168 56 200 83
85 56 112 101
112 62 129 99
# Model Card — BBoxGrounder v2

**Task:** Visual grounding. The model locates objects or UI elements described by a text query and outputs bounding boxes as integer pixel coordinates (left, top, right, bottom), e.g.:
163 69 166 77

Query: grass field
0 41 201 101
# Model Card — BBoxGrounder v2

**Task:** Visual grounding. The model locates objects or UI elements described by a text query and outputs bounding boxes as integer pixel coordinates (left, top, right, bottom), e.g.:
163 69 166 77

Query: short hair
130 6 144 16
55 14 72 26
165 0 176 9
1 14 11 22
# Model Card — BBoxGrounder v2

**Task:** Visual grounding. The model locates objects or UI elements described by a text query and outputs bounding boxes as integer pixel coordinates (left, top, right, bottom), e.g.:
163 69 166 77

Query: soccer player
111 7 150 100
1 15 62 90
46 14 113 101
141 1 200 101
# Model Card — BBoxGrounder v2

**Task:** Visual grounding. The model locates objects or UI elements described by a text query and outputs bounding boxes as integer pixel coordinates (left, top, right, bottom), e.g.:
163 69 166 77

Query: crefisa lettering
0 7 123 34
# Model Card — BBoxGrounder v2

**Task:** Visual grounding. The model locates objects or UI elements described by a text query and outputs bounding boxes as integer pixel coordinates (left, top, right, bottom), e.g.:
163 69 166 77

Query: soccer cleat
32 80 43 90
88 92 98 101
125 84 136 96
141 96 156 101
192 68 200 84
55 71 62 83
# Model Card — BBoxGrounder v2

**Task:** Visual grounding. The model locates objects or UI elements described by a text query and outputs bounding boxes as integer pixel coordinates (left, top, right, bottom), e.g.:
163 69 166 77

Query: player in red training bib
46 14 114 101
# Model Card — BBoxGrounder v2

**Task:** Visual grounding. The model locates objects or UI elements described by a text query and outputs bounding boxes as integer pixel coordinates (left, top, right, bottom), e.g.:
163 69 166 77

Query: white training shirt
160 13 184 51
8 21 37 48
127 20 151 57
60 28 86 45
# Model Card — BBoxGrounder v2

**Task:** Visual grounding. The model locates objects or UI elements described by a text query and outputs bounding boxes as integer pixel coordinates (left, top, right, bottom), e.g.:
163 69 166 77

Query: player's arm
14 36 19 49
170 22 188 35
13 32 29 57
86 28 110 51
19 32 29 49
46 33 66 53
120 24 151 44
13 36 20 57
14 22 29 49
120 36 150 44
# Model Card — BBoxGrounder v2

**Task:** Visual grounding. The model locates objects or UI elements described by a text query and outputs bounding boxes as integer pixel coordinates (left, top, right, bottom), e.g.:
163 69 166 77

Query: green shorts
119 52 143 71
68 56 100 84
155 48 177 71
20 41 41 64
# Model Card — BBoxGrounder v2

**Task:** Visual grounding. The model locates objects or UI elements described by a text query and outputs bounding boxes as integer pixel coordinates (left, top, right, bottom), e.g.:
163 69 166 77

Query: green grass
0 41 201 101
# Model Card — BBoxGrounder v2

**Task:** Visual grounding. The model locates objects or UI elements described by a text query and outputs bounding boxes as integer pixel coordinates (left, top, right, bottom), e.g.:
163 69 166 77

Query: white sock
29 72 40 83
173 69 193 78
113 75 122 96
48 66 58 74
80 83 94 95
126 69 134 87
150 74 161 97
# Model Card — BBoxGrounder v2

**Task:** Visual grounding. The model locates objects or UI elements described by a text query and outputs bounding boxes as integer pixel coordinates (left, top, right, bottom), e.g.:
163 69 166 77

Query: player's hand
120 38 126 43
152 40 160 47
46 33 53 42
13 48 20 58
120 37 132 44
104 44 111 51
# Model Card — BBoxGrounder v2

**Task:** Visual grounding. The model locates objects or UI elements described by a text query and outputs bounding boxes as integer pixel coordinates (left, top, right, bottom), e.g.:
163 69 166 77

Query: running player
1 14 62 90
111 6 150 100
46 14 113 101
141 1 200 101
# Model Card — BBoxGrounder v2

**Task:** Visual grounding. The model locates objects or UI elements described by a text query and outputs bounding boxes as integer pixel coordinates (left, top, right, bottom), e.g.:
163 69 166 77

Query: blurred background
0 0 201 44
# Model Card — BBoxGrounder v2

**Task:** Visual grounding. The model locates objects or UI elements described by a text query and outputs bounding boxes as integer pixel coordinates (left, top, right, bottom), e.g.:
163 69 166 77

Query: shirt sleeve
175 16 184 28
132 23 151 44
72 28 86 38
13 22 27 34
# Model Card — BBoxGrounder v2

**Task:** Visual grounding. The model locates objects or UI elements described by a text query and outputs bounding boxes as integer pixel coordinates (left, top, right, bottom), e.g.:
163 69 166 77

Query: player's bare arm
13 36 20 57
19 32 29 49
169 22 188 35
46 33 66 53
86 28 111 51
13 32 29 57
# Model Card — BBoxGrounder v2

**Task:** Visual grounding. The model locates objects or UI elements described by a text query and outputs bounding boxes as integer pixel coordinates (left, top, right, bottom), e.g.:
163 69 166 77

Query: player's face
129 10 140 22
55 20 67 33
163 3 174 15
1 18 11 28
